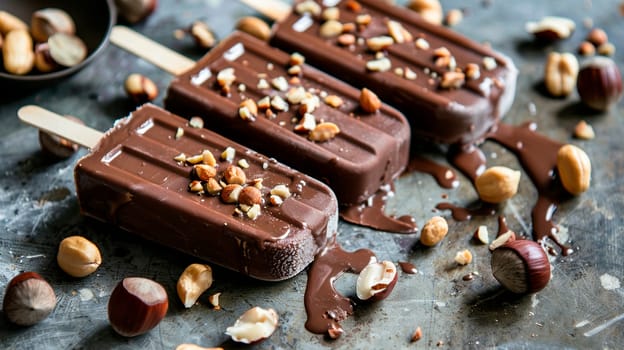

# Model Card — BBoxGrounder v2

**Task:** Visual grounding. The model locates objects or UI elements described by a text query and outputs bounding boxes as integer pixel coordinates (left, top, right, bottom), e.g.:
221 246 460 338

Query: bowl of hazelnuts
0 0 115 91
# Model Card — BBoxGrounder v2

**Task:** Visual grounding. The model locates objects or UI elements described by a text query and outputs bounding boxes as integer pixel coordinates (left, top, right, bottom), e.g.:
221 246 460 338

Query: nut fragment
319 20 343 38
124 73 159 104
239 99 258 122
295 0 321 16
189 116 204 129
454 249 473 265
239 186 262 206
475 166 521 203
526 16 575 41
573 120 595 140
270 184 291 199
420 216 448 246
3 272 57 326
309 122 340 142
322 7 340 21
2 29 35 75
223 165 247 185
208 292 221 310
175 344 223 350
48 33 87 67
225 306 279 344
235 16 271 41
0 11 28 35
366 36 394 52
488 231 516 251
356 260 398 301
57 236 102 277
387 20 412 43
544 52 579 97
407 0 443 25
440 71 465 89
324 95 344 108
577 41 596 56
221 184 243 203
359 88 381 113
556 144 591 195
444 9 463 27
177 263 213 308
411 326 423 342
31 8 76 43
193 164 217 181
190 21 216 49
473 225 489 244
366 57 392 72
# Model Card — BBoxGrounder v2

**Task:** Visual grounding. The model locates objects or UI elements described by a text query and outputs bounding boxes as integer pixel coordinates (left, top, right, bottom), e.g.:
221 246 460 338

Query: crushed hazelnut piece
366 57 392 72
342 22 356 33
574 120 595 140
271 184 291 199
174 153 187 163
221 184 242 203
578 41 596 56
193 164 217 181
433 47 451 58
411 326 423 342
175 127 184 140
188 180 203 193
324 95 344 108
216 67 236 87
465 63 481 80
483 56 497 71
415 37 430 50
309 122 340 142
257 96 271 110
322 7 340 21
294 113 317 133
221 147 235 162
252 178 263 189
356 14 372 25
271 76 289 91
239 186 262 206
269 194 284 206
286 86 307 104
295 0 321 16
587 28 608 46
246 204 261 220
239 106 255 122
394 67 404 76
440 71 466 89
387 20 412 43
287 65 302 75
367 36 394 52
223 165 247 185
454 249 473 265
404 68 417 80
320 20 343 38
360 88 381 113
186 154 204 164
345 0 362 12
257 78 269 89
337 33 356 46
238 159 250 169
189 116 204 128
271 96 289 111
290 52 305 66
202 150 216 166
205 178 222 195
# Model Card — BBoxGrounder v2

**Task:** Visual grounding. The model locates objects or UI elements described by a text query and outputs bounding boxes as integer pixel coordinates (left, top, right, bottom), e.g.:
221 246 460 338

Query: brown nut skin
236 17 271 41
491 240 551 294
31 8 76 43
3 272 57 326
107 277 168 337
576 56 623 111
355 260 398 302
115 0 158 24
124 73 159 104
57 235 102 277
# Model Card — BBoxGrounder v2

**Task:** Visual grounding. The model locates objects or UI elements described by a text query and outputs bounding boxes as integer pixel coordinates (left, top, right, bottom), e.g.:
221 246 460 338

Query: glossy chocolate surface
74 104 338 281
165 32 410 207
271 0 517 145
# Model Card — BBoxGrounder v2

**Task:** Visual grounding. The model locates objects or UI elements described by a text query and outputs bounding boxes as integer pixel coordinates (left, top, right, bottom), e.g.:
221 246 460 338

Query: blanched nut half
225 306 279 344
177 263 213 308
356 260 398 301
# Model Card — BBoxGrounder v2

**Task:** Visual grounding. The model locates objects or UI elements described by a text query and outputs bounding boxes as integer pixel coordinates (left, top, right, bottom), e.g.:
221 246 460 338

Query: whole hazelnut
107 277 168 337
576 56 623 111
31 8 76 43
115 0 158 24
491 240 551 294
47 33 88 67
3 272 57 326
57 235 102 277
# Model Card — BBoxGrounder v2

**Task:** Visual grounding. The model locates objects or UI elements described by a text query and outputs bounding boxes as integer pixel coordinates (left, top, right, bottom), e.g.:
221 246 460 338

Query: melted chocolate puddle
435 122 572 254
304 242 376 337
340 183 418 233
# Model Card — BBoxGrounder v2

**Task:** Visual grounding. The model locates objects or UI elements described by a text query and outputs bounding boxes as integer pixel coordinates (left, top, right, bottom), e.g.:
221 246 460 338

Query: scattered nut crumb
309 122 340 142
574 120 595 140
411 326 423 342
445 9 463 27
454 249 473 265
189 116 204 128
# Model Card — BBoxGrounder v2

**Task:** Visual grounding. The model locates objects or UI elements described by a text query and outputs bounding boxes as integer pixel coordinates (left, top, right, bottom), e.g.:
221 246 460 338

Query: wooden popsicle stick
18 105 103 150
240 0 291 21
110 25 196 76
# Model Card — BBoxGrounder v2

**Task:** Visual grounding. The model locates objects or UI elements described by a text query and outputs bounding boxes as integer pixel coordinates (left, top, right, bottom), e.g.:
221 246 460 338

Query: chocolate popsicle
268 0 518 145
19 104 338 281
164 31 411 209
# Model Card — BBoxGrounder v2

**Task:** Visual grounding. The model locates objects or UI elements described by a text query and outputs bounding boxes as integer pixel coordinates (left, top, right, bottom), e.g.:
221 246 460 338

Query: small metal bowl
0 0 115 91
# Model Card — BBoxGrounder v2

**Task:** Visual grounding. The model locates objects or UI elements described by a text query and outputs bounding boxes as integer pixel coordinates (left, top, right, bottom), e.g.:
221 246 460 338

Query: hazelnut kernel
124 73 158 104
57 236 102 277
420 216 448 246
238 186 262 206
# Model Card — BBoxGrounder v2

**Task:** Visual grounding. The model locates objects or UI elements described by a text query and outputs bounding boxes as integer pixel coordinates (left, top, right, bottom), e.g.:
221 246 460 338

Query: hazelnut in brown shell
491 240 551 294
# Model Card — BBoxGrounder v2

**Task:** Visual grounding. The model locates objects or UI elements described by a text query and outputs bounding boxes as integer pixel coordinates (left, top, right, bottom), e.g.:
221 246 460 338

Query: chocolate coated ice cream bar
165 31 410 207
269 0 518 145
20 104 338 281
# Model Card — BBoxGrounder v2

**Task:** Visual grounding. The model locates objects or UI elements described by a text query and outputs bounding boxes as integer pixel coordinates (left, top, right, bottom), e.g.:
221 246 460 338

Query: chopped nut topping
404 67 417 80
295 0 321 16
257 78 269 89
356 14 372 25
246 204 261 220
257 96 271 110
221 184 242 203
454 249 473 265
286 86 307 104
465 63 481 80
342 22 356 33
319 20 343 38
411 326 423 342
367 36 394 52
482 56 497 71
394 67 404 76
223 165 247 185
269 194 284 206
289 52 305 66
193 164 217 181
415 37 430 50
188 180 203 193
324 95 344 108
174 153 187 163
360 88 381 113
238 159 250 169
239 106 256 122
322 7 340 21
221 147 235 162
440 71 465 89
239 186 262 206
387 20 412 43
366 57 392 72
270 184 291 199
294 113 317 133
337 33 356 46
271 96 289 111
287 65 302 75
271 76 289 91
309 122 340 142
237 83 246 92
216 67 236 87
445 9 463 27
186 153 204 164
208 292 221 310
202 150 216 166
205 178 222 195
345 0 362 12
175 127 184 140
433 47 451 58
251 178 263 189
189 116 204 128
300 94 320 114
239 99 258 122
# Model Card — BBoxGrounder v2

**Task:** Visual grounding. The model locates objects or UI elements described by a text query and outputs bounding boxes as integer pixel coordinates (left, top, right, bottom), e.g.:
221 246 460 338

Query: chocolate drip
406 155 459 189
304 243 376 336
497 216 510 237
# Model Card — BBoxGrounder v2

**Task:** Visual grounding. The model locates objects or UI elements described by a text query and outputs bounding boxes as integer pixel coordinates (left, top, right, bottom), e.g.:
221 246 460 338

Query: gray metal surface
1 0 623 348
